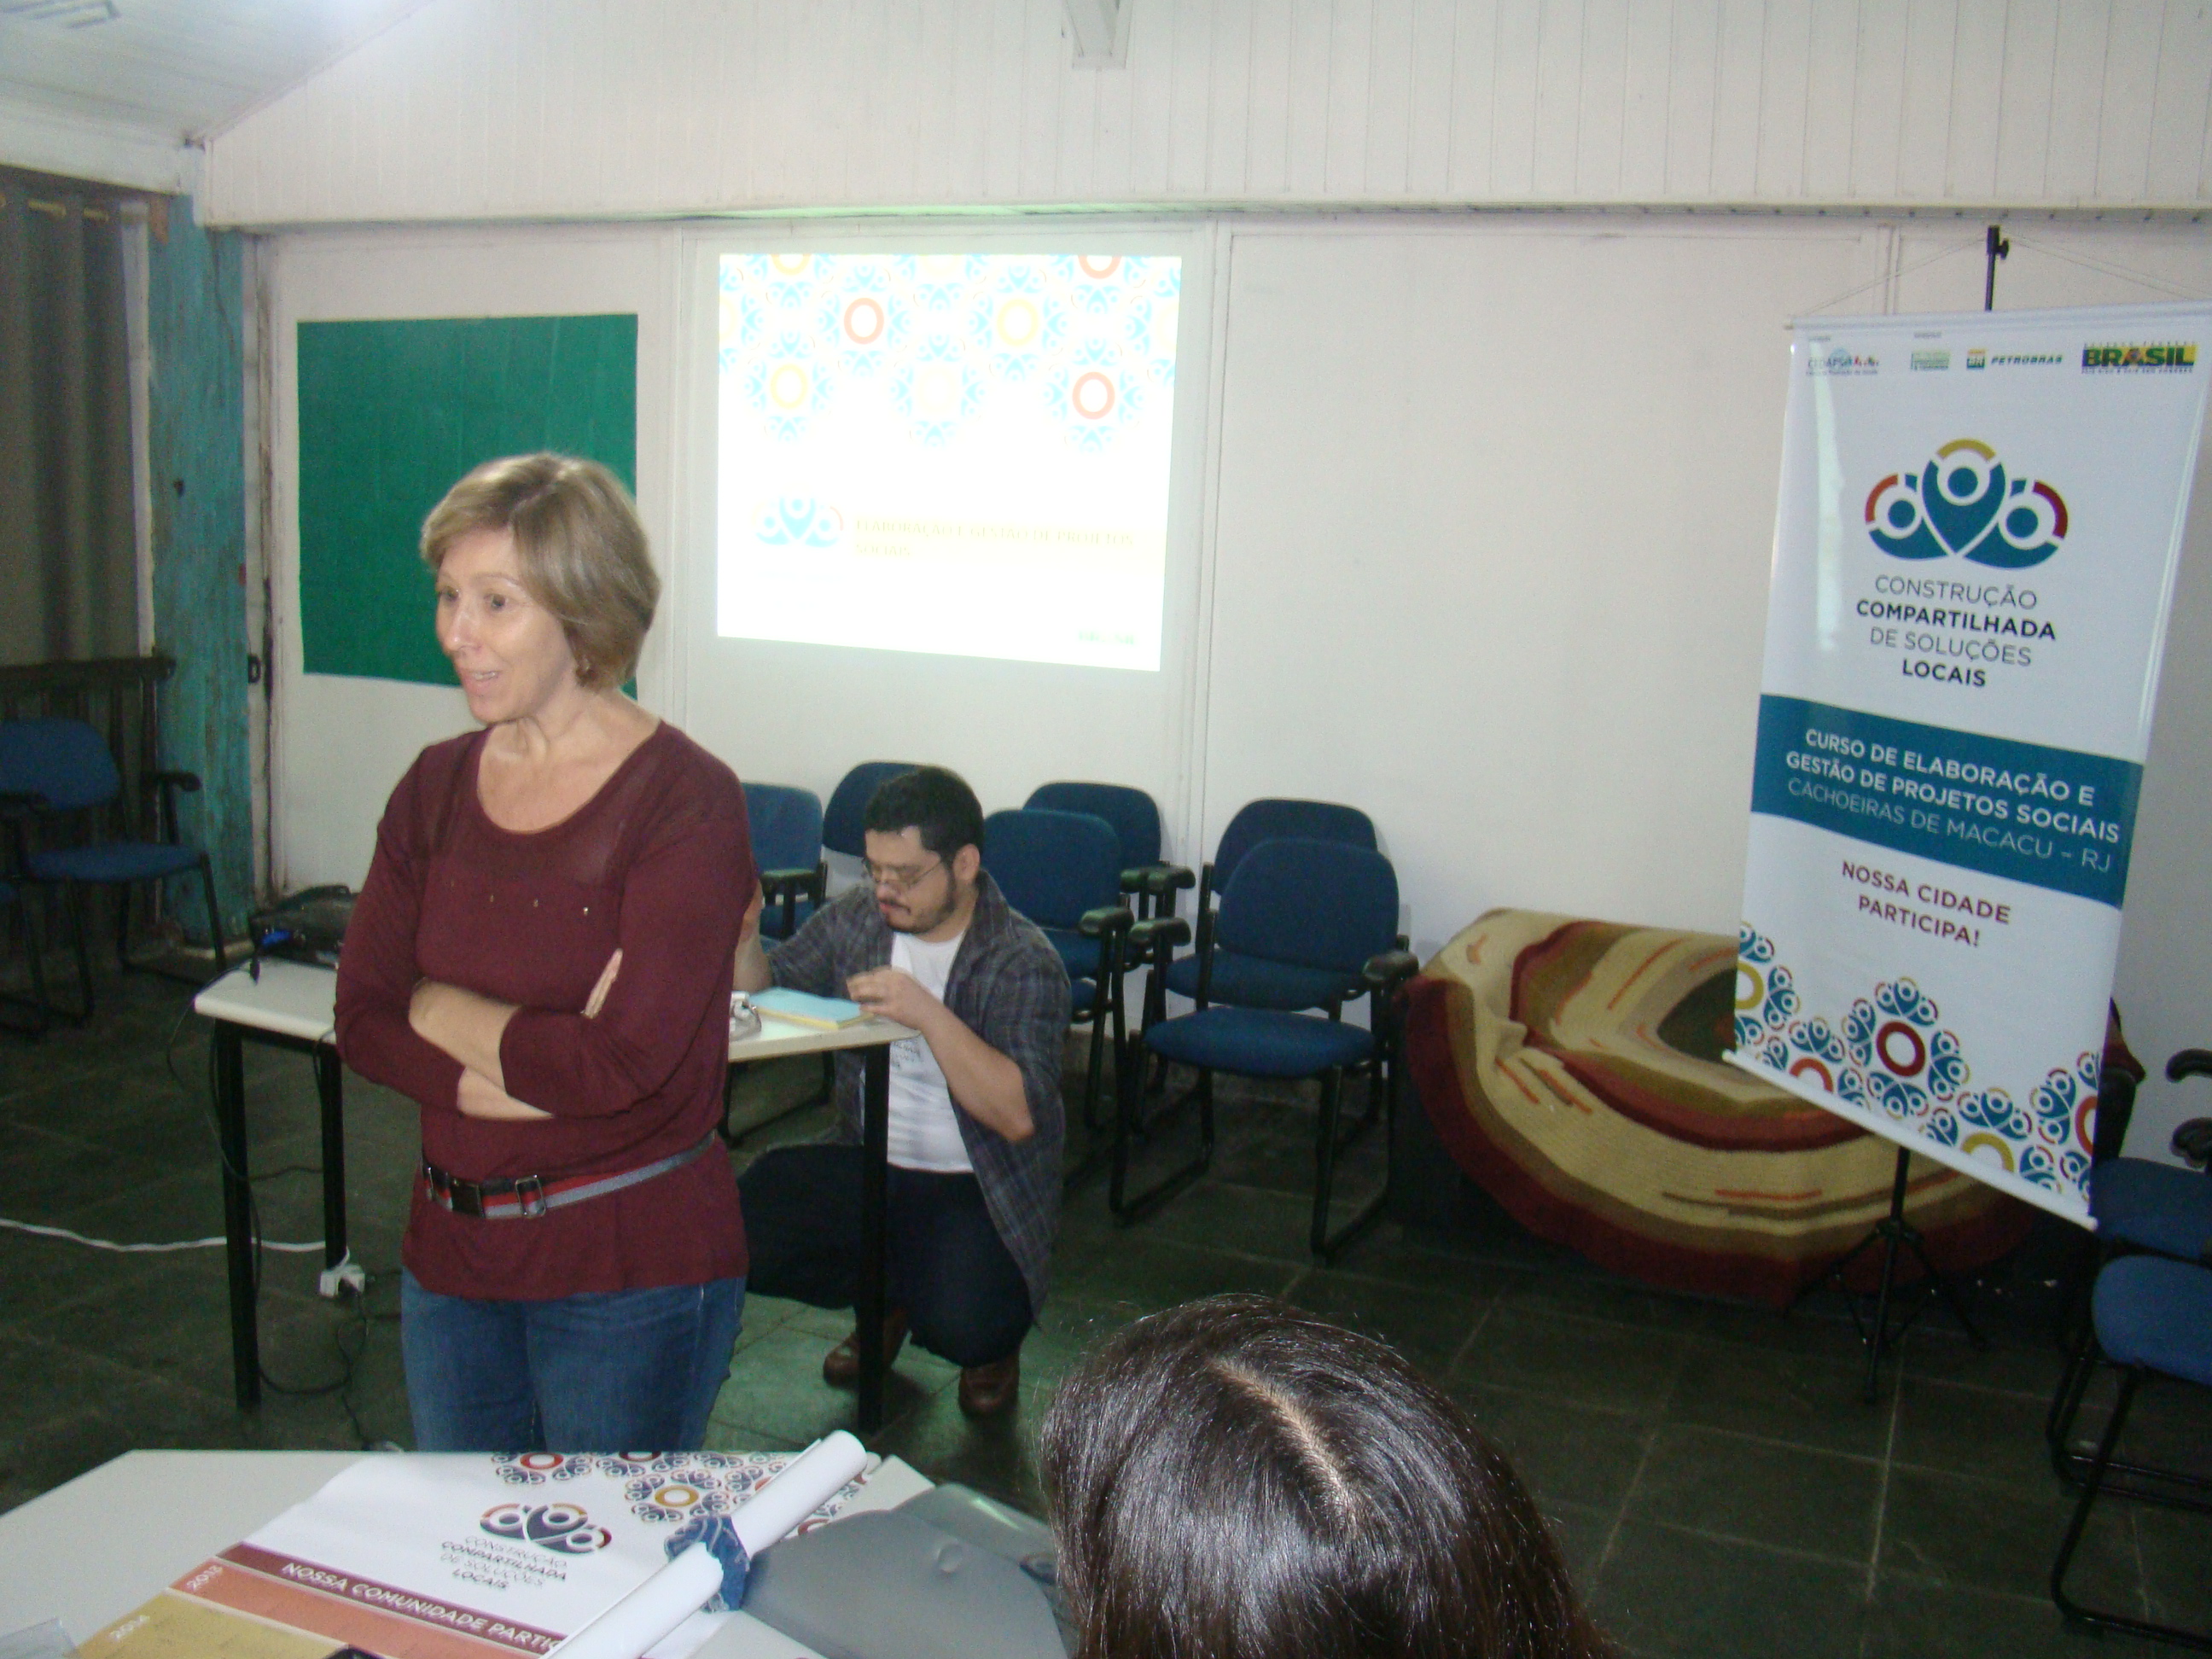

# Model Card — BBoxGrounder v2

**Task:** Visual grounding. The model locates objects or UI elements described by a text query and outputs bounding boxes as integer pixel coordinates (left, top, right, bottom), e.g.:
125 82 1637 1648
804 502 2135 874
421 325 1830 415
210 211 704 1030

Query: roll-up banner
1732 303 2212 1226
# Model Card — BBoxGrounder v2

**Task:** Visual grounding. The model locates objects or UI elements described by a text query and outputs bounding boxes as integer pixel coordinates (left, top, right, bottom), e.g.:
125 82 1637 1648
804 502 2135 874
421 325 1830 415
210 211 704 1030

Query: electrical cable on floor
76 990 406 1448
0 1215 325 1252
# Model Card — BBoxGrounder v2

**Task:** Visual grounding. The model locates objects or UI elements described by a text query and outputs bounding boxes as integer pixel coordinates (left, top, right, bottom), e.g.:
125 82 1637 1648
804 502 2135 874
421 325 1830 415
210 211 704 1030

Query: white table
192 964 915 1429
0 1449 928 1653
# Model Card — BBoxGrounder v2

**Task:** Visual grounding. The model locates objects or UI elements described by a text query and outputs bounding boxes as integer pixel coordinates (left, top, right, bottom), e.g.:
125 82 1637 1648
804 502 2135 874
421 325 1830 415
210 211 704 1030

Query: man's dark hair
1039 1295 1609 1659
863 765 985 860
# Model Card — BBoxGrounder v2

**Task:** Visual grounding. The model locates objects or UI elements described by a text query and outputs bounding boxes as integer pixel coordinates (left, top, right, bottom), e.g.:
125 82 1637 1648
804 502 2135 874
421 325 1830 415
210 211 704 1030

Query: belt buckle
515 1175 549 1219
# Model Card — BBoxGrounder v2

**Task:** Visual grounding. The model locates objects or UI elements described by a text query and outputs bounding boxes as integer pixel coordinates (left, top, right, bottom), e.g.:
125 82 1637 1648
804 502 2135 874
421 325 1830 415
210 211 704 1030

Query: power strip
317 1251 368 1299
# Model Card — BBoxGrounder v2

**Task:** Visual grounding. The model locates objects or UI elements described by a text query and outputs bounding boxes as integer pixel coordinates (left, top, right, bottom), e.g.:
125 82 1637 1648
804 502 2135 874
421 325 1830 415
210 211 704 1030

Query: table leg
857 1045 890 1435
212 1022 259 1410
315 1050 347 1275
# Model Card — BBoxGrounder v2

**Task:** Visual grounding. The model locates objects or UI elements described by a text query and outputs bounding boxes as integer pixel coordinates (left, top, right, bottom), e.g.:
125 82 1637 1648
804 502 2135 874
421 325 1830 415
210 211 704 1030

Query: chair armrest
2172 1118 2212 1171
1127 916 1190 957
759 866 821 899
0 792 48 815
143 769 202 794
1361 950 1421 995
1078 905 1134 938
2167 1049 2212 1084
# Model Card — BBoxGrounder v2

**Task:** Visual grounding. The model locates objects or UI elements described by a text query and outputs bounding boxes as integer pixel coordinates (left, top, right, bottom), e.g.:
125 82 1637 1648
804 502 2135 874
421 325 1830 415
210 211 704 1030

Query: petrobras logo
2082 342 2197 372
1864 439 2068 570
1807 346 1879 376
1965 348 1988 370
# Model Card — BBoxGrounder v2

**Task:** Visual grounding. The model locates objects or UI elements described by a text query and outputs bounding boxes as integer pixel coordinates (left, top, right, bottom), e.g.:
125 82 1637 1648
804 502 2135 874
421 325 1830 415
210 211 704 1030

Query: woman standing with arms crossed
337 453 758 1452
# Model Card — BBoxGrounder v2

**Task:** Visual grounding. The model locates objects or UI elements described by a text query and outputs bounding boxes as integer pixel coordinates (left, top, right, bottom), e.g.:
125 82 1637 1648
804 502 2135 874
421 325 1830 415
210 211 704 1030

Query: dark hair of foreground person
1039 1295 1611 1659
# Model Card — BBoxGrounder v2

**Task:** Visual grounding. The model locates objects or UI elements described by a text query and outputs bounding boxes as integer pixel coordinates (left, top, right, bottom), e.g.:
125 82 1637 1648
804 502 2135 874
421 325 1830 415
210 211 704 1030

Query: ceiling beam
0 98 197 193
1062 0 1125 67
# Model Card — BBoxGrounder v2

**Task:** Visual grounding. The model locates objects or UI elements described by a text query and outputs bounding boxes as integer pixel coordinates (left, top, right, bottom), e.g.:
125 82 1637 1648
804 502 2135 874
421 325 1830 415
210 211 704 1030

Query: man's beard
885 883 962 936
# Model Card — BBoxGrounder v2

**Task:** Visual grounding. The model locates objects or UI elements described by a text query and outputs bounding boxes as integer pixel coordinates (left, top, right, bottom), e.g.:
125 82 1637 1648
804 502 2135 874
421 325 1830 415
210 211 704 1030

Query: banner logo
2082 342 2197 372
1864 439 2068 569
1809 347 1878 376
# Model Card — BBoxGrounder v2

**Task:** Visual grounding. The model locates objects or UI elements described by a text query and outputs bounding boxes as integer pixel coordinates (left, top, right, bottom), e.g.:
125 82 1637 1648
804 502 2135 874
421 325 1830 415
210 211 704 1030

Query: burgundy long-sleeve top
335 721 753 1300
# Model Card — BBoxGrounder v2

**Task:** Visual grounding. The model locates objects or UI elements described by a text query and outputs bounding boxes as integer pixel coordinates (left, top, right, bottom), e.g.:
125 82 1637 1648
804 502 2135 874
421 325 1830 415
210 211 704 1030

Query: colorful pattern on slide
1403 910 2034 1307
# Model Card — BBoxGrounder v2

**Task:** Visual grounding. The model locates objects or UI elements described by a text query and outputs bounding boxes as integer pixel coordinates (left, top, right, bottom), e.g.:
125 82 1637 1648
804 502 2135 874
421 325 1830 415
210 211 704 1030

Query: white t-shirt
885 928 972 1173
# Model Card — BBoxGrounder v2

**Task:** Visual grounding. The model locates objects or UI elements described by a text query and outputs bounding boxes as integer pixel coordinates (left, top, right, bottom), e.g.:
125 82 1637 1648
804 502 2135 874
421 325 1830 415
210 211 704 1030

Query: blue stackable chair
981 807 1133 1139
821 761 922 865
1024 781 1190 920
0 718 225 1018
1153 797 1377 1017
1119 838 1417 1260
2046 1042 2212 1488
742 782 826 941
2050 1254 2212 1649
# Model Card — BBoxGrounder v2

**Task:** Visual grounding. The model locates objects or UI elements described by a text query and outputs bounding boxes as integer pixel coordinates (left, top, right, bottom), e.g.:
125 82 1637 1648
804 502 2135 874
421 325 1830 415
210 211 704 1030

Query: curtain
0 167 137 666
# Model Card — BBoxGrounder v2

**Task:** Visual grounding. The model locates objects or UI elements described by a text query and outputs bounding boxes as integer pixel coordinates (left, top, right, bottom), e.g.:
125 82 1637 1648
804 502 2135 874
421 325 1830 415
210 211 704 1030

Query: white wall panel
1197 222 1890 964
199 0 2212 224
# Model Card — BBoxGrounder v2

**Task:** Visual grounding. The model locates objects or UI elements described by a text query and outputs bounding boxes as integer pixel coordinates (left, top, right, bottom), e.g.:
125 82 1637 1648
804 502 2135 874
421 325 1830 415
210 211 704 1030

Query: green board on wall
297 314 637 684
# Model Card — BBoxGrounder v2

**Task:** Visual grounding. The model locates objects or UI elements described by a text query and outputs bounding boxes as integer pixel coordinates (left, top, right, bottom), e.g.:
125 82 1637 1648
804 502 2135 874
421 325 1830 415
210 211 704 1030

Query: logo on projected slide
746 331 834 440
893 333 984 445
754 498 844 549
1736 923 2093 1192
480 1501 612 1555
1864 440 2068 569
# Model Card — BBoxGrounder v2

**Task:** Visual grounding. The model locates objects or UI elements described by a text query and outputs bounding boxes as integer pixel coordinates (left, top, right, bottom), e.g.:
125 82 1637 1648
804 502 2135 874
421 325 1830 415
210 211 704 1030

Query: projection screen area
715 252 1182 672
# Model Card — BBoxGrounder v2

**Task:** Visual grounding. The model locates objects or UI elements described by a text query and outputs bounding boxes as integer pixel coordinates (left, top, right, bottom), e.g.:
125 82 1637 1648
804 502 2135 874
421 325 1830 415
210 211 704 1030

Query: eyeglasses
863 856 944 894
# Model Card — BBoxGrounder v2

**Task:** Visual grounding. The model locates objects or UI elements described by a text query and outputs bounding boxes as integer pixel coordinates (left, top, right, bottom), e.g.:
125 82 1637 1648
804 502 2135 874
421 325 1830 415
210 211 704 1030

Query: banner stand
1795 1144 1989 1401
1787 235 2017 1402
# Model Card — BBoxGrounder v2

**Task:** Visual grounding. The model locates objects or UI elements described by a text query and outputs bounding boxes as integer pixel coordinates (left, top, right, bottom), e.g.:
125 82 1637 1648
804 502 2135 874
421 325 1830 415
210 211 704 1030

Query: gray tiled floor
2 969 2207 1658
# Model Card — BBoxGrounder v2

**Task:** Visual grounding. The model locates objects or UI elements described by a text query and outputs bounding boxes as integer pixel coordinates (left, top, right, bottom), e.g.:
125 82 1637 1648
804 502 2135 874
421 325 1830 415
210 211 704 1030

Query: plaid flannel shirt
765 871 1070 1314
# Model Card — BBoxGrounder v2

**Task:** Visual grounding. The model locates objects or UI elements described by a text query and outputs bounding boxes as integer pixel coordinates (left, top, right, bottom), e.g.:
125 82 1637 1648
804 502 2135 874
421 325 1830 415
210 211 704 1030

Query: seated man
735 765 1070 1417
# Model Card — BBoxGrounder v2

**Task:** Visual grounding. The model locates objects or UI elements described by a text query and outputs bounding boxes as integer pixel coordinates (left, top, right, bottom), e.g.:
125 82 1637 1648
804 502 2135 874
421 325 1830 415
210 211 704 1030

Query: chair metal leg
1110 1057 1214 1224
2046 1313 2212 1508
65 881 95 1021
0 894 50 1038
2051 1367 2212 1650
1312 1062 1393 1263
114 880 131 973
201 856 228 975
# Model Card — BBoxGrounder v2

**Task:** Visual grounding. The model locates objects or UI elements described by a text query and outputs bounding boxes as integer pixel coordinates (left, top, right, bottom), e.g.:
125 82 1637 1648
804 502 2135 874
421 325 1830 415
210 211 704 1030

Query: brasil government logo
1864 439 2067 569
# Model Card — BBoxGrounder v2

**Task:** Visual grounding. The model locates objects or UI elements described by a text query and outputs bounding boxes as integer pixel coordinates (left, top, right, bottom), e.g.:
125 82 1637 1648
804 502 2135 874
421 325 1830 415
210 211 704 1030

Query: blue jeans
400 1272 744 1452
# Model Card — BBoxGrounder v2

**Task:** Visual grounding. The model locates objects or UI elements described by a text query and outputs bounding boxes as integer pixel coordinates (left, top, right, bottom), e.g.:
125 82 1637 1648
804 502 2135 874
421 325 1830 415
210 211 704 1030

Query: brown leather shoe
958 1351 1022 1418
823 1307 908 1387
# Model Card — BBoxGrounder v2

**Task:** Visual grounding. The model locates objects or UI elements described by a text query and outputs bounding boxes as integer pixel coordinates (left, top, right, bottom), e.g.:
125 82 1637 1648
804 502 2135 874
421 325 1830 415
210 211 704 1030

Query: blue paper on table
752 987 869 1029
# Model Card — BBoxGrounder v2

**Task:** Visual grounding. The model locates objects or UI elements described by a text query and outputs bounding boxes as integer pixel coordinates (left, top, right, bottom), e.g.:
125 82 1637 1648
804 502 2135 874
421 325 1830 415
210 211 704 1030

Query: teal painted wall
148 195 253 939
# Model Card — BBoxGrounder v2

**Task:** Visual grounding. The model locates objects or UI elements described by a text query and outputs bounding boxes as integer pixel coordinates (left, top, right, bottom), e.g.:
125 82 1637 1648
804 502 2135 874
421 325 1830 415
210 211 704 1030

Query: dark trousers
738 1144 1033 1368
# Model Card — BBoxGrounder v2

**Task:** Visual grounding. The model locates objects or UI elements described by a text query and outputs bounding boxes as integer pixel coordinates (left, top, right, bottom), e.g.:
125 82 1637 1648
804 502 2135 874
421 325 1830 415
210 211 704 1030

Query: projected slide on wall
716 253 1180 671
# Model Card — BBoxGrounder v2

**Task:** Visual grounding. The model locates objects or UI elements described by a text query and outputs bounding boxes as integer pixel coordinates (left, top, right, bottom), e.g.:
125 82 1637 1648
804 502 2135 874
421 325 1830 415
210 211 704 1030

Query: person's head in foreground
1039 1295 1609 1659
422 451 657 727
863 765 986 941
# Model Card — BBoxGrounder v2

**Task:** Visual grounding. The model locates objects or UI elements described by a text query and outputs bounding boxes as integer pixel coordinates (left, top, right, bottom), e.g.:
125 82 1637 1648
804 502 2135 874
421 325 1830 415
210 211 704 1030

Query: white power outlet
317 1251 367 1299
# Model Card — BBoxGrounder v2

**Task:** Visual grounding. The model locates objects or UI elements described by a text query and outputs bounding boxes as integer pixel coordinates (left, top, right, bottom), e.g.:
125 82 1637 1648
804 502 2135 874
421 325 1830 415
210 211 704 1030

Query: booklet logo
1865 439 2068 569
1808 346 1879 376
2082 342 2197 372
1911 349 1952 371
480 1501 613 1555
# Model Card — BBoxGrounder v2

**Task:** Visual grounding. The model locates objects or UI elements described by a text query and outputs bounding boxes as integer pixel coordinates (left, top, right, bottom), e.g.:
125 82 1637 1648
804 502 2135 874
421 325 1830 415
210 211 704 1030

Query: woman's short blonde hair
421 453 658 692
